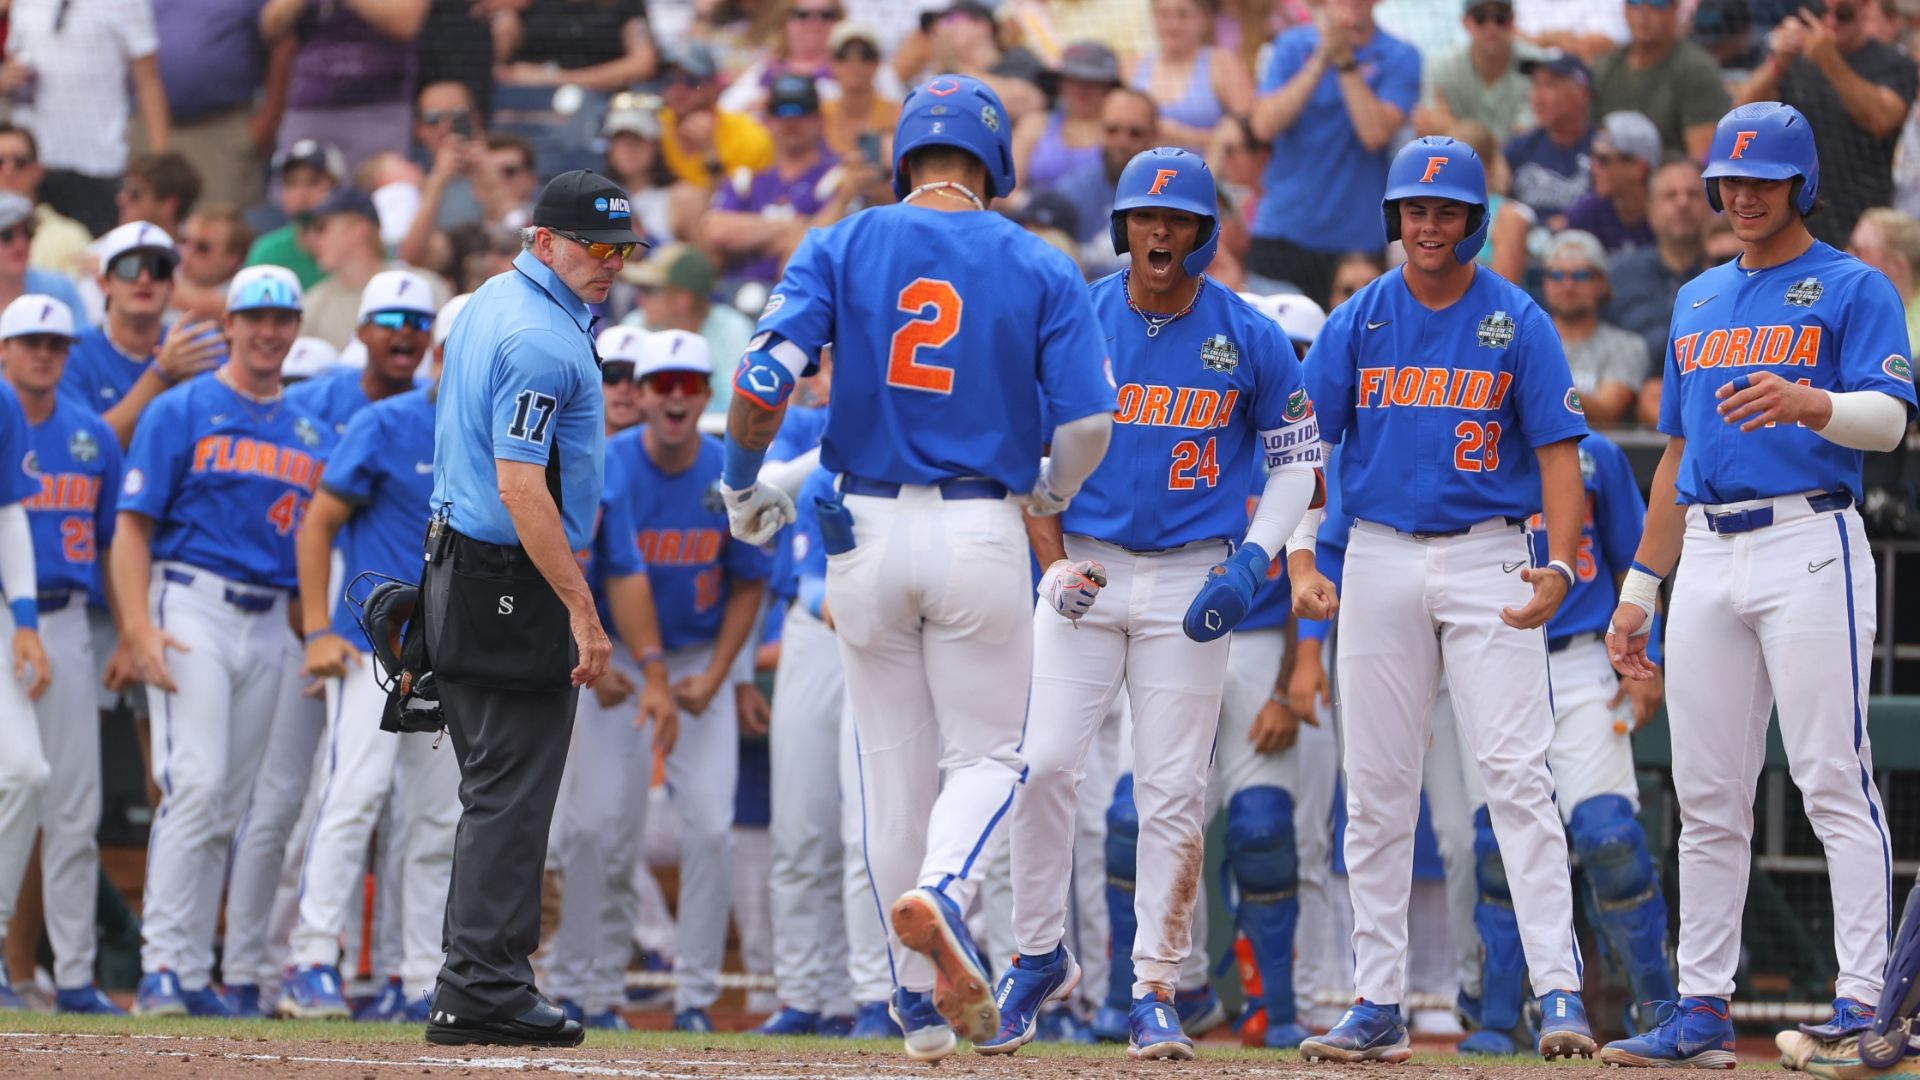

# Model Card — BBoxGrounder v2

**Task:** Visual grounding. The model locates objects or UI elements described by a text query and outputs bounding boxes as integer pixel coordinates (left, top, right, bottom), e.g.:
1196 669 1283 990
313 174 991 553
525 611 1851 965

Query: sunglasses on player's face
643 370 708 397
108 250 175 281
602 361 637 386
1468 5 1512 26
367 310 434 332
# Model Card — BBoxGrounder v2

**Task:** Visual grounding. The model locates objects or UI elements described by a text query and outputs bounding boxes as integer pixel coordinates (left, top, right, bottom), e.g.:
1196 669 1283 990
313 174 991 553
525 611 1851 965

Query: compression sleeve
1816 389 1908 452
0 503 37 631
1245 465 1319 558
1044 411 1113 497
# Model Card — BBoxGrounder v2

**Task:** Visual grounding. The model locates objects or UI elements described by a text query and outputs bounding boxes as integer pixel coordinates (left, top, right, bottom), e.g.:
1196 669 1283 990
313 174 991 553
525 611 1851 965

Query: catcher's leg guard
1569 795 1676 1026
1864 877 1920 1067
1103 773 1138 1015
1227 786 1301 1029
1473 805 1528 1035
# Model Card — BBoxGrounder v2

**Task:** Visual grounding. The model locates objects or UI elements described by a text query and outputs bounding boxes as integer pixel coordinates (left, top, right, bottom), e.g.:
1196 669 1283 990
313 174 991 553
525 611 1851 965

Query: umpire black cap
533 169 643 246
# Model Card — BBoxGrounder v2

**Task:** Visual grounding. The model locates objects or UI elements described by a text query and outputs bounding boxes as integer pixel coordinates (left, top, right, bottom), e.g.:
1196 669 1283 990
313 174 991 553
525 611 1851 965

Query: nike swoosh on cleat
1366 320 1391 330
1809 558 1837 573
1692 295 1716 308
1501 560 1525 573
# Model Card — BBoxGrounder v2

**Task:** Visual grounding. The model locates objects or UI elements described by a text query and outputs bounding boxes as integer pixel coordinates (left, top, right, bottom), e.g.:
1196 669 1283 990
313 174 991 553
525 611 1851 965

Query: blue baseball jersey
319 387 436 640
17 398 120 596
765 403 828 602
1064 275 1318 551
1526 433 1643 639
59 322 211 411
755 204 1113 493
119 378 334 590
1659 241 1918 504
286 368 374 437
0 381 34 505
1305 266 1590 533
605 431 771 651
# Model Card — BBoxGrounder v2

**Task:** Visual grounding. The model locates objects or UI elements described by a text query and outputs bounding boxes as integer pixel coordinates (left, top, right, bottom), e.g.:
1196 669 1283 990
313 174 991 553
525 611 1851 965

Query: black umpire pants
423 552 578 1020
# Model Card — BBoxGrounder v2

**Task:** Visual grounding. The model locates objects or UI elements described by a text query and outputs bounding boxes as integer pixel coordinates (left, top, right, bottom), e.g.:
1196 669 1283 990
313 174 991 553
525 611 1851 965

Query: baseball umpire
421 169 640 1048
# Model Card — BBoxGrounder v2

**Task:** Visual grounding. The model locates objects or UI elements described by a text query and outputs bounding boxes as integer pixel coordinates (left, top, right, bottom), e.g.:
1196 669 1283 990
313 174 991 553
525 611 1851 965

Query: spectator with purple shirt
152 0 283 213
701 74 843 287
1564 109 1657 254
1504 50 1593 229
262 0 431 172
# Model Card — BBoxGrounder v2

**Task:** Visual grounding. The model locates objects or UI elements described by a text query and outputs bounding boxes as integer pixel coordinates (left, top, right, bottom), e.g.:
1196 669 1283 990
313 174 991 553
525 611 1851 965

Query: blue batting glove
1183 543 1270 643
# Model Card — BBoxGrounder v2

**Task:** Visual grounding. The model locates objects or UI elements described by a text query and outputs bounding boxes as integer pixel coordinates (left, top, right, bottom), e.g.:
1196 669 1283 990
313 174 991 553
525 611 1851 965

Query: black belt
1704 491 1852 535
161 568 279 614
1547 631 1601 654
841 475 1008 501
36 591 78 613
1406 516 1525 540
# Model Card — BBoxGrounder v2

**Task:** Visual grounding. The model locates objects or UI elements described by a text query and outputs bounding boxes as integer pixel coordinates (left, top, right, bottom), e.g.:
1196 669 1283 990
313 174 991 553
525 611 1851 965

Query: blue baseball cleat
402 993 433 1023
1037 1004 1095 1043
1091 1001 1130 1042
0 976 23 1011
1800 998 1875 1039
223 983 264 1018
889 887 997 1042
1300 1000 1414 1063
890 988 957 1062
1176 983 1229 1036
818 1013 854 1037
1599 997 1737 1068
1128 992 1196 1060
55 984 125 1015
1183 544 1270 642
134 970 187 1016
585 1007 629 1030
754 1006 820 1036
975 945 1081 1055
673 1007 714 1032
1537 989 1597 1059
1460 1028 1520 1055
556 997 585 1023
1267 1019 1313 1050
353 977 407 1022
277 964 350 1019
849 999 902 1039
182 984 236 1018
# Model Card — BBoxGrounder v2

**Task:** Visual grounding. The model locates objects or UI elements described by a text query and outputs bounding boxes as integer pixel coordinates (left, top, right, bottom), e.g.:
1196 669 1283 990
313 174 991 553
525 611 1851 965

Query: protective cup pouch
816 495 855 555
431 528 577 692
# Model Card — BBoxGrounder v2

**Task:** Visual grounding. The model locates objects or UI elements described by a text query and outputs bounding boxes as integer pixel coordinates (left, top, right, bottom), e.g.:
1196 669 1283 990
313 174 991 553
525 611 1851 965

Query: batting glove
1039 559 1108 622
720 481 796 546
1183 544 1270 643
1026 461 1073 517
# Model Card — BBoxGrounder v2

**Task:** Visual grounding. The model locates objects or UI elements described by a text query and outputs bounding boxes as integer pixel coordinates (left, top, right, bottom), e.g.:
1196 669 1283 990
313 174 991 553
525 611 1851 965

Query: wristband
721 440 767 491
1629 560 1665 581
1547 559 1576 589
634 645 665 666
302 629 331 643
8 597 37 632
1269 691 1288 706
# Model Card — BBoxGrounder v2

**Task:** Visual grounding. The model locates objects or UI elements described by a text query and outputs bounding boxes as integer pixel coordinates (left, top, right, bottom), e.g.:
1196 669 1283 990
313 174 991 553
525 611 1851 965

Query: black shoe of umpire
424 997 586 1047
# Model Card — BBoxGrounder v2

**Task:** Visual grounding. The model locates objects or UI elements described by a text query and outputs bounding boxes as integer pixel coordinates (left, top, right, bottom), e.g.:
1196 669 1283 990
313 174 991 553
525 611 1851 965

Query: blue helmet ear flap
1184 217 1219 277
1456 204 1489 264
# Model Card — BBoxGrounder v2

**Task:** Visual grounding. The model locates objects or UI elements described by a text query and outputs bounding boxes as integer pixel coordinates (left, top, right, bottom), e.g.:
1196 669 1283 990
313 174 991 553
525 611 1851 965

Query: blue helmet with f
1382 136 1489 265
1110 147 1219 277
892 74 1015 201
1700 101 1819 216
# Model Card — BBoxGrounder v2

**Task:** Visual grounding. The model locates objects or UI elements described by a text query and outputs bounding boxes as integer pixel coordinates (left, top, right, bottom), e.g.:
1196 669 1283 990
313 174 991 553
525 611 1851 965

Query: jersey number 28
887 279 961 394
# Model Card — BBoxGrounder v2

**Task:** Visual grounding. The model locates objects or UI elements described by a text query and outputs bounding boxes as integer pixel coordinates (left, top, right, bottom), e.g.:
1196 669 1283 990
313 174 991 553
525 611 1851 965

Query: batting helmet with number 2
892 74 1016 201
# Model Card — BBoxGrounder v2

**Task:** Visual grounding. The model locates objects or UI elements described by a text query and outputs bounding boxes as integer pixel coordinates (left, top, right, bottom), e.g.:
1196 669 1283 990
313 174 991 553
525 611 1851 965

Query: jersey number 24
887 279 960 394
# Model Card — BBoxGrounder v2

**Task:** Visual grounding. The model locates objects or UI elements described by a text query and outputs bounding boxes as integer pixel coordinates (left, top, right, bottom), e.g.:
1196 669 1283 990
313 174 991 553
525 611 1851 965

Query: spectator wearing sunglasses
659 43 776 189
1589 0 1730 162
0 194 87 347
1565 110 1659 253
1543 228 1647 426
1417 0 1541 140
485 135 540 227
821 24 901 161
62 222 223 447
0 125 95 282
300 187 450 351
594 325 649 435
1734 0 1918 248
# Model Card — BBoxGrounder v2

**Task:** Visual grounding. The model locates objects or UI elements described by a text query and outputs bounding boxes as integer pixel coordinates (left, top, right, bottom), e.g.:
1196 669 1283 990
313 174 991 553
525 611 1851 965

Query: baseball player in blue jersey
1602 102 1917 1068
0 375 45 1004
113 266 333 1016
0 296 123 1014
1290 136 1595 1063
719 74 1115 1060
277 280 457 1024
985 147 1321 1062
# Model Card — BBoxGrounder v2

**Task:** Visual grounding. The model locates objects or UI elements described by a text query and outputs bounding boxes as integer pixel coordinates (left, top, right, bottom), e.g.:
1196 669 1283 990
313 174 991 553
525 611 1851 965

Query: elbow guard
733 334 811 411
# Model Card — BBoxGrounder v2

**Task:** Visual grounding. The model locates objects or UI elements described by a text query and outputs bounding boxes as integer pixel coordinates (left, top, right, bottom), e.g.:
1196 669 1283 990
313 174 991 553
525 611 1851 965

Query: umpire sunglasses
552 229 641 262
366 310 435 332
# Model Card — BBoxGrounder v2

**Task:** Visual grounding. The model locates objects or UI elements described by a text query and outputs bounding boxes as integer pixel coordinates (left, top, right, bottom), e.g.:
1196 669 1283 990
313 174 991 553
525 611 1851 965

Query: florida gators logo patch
1564 388 1584 414
1886 355 1913 382
1283 388 1311 422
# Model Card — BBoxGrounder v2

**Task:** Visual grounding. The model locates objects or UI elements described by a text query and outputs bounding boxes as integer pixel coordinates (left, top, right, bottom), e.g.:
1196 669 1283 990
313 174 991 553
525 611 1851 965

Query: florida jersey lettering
1671 324 1821 374
16 398 120 595
1354 367 1513 410
189 435 323 487
636 528 725 566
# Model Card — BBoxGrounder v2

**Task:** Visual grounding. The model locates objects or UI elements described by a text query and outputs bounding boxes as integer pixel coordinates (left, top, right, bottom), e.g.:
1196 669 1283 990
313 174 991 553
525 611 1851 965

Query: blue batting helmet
1700 101 1819 216
892 74 1015 200
1382 136 1488 265
1109 147 1219 277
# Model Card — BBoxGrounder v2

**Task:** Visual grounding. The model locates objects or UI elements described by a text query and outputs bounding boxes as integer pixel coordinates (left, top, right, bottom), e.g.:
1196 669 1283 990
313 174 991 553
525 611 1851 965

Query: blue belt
161 568 280 614
36 591 77 613
840 475 1008 501
1705 491 1852 535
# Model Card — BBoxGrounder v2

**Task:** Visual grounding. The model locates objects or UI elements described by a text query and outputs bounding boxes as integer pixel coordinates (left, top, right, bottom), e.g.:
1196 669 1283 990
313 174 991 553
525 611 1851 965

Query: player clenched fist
1038 558 1107 621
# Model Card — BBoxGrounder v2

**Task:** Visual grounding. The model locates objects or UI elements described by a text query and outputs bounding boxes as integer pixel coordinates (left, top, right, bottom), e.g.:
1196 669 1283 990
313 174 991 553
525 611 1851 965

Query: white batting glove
1039 559 1107 622
720 481 796 545
1026 461 1073 517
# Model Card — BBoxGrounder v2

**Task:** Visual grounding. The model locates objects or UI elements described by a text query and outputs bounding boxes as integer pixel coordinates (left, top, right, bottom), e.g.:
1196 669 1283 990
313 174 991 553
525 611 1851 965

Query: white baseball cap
595 324 649 365
98 220 178 275
0 294 77 341
1239 291 1326 347
282 336 341 381
228 264 304 313
434 292 473 347
356 269 437 323
635 328 711 378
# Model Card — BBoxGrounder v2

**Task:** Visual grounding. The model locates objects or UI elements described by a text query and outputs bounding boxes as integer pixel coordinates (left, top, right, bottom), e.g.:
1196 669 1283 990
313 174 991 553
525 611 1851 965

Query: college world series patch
1786 277 1824 307
1200 334 1239 373
1476 311 1515 349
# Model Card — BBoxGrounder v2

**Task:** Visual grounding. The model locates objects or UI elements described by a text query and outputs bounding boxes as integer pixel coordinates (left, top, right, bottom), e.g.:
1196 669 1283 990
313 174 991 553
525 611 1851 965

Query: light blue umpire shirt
431 250 606 551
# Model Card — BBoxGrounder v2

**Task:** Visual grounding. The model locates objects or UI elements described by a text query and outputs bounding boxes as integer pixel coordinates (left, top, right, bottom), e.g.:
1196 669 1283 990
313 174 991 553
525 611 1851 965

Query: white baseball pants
1422 681 1484 999
839 698 896 1006
827 486 1030 996
1667 502 1889 1002
1335 521 1581 1006
140 563 292 988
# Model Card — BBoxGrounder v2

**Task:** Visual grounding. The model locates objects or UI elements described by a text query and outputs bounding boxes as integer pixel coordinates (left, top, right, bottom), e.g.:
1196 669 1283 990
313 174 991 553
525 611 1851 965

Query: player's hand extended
1290 567 1339 621
736 681 771 737
1287 659 1330 721
127 623 190 693
12 628 50 701
1606 602 1658 680
1610 665 1664 732
1500 564 1569 630
154 317 226 384
301 632 361 683
1715 371 1831 432
1038 559 1106 622
102 636 138 693
592 664 636 708
570 609 612 688
672 667 724 716
720 481 796 546
1248 696 1300 754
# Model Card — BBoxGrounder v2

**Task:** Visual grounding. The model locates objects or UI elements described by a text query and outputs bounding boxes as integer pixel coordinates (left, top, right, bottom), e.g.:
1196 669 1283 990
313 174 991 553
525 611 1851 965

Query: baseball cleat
585 1007 629 1030
850 999 903 1039
1268 1020 1314 1050
134 970 187 1016
1091 1001 1130 1042
673 1006 714 1032
754 1005 821 1036
1128 992 1197 1060
1460 1028 1520 1055
352 977 407 1022
402 995 434 1023
1176 983 1229 1036
975 944 1081 1054
1037 1004 1095 1043
181 984 237 1018
55 984 125 1015
1801 999 1877 1040
1299 999 1414 1063
891 988 958 1062
0 975 24 1012
818 1013 855 1037
1598 997 1737 1068
1538 989 1597 1059
277 963 351 1019
223 983 264 1018
889 887 997 1041
1778 1029 1818 1071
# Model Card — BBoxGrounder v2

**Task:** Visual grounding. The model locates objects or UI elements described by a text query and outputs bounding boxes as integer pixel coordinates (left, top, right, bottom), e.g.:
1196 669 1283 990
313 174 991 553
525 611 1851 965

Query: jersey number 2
887 279 961 394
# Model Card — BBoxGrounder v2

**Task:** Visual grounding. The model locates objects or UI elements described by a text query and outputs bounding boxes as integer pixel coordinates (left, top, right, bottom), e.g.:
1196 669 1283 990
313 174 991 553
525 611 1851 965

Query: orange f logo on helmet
1731 130 1758 159
1148 168 1179 195
1420 156 1448 183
